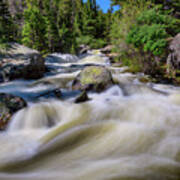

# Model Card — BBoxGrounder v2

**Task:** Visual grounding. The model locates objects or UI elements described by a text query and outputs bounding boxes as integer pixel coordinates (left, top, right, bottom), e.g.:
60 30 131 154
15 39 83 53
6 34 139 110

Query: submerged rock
0 43 46 82
74 91 90 103
72 66 114 92
35 88 62 99
0 93 27 130
120 84 168 96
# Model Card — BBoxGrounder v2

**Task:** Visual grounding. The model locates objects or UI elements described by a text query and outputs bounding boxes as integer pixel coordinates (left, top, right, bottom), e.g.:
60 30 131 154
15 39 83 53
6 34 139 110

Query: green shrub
126 7 180 56
76 35 93 46
110 0 150 60
90 39 107 49
22 4 47 52
136 7 180 35
126 24 168 56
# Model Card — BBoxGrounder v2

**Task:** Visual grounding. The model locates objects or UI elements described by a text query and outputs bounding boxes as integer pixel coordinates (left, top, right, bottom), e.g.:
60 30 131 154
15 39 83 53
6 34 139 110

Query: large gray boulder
0 43 46 82
72 66 114 92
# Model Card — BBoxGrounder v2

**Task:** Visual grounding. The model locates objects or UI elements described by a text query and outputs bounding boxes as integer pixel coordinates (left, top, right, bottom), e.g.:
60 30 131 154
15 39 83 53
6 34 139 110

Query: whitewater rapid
0 51 180 180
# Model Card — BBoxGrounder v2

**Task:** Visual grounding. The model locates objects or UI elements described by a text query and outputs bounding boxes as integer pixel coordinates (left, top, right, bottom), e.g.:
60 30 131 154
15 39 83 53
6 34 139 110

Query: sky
83 0 120 13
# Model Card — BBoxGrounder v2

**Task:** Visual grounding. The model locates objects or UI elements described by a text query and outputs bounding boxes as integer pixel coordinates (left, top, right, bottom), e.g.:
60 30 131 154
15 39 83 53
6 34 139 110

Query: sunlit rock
0 43 46 82
72 66 114 92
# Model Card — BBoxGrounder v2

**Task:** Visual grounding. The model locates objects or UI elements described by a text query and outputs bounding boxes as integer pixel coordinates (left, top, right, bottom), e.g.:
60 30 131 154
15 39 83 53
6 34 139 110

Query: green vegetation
110 0 180 78
22 1 47 52
110 0 150 72
0 0 180 82
0 0 14 44
126 7 179 56
0 0 110 54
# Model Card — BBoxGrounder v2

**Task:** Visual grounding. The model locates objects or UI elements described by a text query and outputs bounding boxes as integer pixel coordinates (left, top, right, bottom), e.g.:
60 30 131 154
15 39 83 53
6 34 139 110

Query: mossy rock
72 66 114 92
0 93 27 130
0 103 11 130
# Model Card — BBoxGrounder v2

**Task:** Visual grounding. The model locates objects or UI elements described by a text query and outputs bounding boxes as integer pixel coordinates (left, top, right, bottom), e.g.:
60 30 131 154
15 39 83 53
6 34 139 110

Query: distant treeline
0 0 112 53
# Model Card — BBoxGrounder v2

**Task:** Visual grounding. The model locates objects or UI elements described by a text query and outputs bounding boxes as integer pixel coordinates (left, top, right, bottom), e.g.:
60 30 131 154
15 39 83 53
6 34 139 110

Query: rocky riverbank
0 43 46 82
0 40 180 130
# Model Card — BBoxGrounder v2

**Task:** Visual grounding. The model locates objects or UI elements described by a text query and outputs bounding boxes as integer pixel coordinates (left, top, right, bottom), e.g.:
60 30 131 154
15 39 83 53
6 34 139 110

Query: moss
80 67 104 85
0 102 11 130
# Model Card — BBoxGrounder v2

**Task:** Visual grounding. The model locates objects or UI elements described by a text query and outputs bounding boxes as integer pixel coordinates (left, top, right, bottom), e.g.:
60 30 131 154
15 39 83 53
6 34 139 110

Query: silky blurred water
0 52 180 180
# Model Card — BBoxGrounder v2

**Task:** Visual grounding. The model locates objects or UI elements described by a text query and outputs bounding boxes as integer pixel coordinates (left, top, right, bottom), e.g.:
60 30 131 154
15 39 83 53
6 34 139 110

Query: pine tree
22 0 47 51
42 0 60 52
15 0 109 52
82 0 97 36
0 0 14 43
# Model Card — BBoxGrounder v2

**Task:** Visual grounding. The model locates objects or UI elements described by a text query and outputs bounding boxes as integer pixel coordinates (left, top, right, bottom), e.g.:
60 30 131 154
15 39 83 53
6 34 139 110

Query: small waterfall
46 53 79 64
8 102 69 131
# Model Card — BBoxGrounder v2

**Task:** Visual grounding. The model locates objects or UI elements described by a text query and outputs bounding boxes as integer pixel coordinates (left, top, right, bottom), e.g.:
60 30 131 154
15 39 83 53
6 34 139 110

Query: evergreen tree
42 0 60 52
0 0 14 43
152 0 180 18
82 0 97 36
22 0 47 51
2 0 109 53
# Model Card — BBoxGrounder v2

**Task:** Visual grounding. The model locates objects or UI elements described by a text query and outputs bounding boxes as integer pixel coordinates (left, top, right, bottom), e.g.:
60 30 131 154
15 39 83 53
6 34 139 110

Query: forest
0 0 180 81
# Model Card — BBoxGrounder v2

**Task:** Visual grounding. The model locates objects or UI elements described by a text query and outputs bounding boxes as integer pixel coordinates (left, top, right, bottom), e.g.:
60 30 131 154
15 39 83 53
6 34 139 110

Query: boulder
166 33 180 76
78 44 90 55
74 91 90 103
106 53 119 62
0 103 11 131
72 66 114 92
22 53 46 79
35 88 62 99
0 93 27 130
100 45 114 54
0 43 46 82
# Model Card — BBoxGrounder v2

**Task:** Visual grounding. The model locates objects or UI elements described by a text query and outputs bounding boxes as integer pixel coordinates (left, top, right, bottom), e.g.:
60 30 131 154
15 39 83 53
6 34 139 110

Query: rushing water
0 51 180 180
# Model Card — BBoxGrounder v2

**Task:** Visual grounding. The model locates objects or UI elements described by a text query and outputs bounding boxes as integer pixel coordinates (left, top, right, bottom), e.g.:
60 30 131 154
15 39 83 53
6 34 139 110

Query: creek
0 50 180 180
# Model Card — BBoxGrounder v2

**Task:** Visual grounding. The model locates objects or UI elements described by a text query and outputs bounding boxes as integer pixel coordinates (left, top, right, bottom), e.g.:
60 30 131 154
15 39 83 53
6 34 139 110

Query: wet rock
100 45 114 54
53 89 62 98
72 66 114 92
74 91 90 103
36 88 62 99
22 53 46 79
106 53 119 62
0 43 46 82
78 44 90 55
0 93 27 130
0 103 11 131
